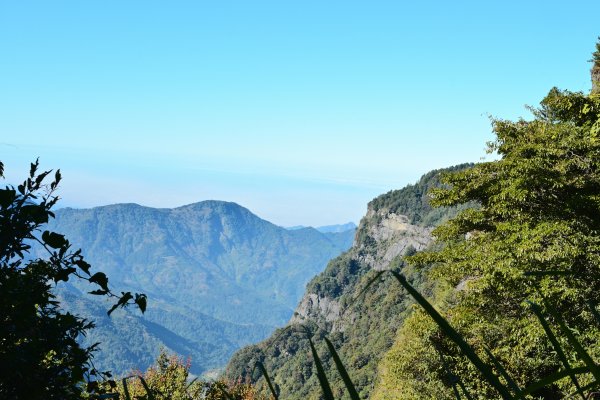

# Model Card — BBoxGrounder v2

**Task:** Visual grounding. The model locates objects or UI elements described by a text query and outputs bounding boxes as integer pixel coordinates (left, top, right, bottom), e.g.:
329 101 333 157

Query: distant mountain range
44 201 355 376
285 222 357 233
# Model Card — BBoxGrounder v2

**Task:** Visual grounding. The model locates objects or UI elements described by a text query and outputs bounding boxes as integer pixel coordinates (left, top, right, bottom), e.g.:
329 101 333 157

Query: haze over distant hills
286 222 357 233
45 201 355 375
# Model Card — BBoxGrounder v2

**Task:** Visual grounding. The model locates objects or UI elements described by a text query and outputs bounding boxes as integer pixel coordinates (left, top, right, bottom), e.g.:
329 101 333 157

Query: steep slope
45 201 354 375
225 165 472 398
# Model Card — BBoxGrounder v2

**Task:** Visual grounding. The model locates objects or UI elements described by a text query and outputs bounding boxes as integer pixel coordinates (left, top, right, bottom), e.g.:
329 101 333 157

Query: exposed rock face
289 205 433 328
290 293 341 325
358 210 433 271
225 165 473 399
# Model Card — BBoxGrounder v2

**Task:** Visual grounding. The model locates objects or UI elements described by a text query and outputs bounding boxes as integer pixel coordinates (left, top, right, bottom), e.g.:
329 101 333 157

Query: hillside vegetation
373 86 600 399
43 201 354 375
226 48 600 399
225 165 471 398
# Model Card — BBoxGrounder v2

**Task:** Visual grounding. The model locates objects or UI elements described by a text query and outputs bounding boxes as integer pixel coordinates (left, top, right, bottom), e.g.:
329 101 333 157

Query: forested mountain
226 76 600 400
225 165 472 398
43 201 355 376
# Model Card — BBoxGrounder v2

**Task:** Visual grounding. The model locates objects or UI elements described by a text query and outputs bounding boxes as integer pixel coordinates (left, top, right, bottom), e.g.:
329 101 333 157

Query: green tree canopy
379 87 600 398
590 36 600 65
0 160 147 399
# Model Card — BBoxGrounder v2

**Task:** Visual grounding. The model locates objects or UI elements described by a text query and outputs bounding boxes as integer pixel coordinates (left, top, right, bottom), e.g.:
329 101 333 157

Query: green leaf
323 336 360 400
435 346 468 400
565 379 600 398
256 361 279 400
544 300 600 384
521 366 591 397
588 301 600 327
96 394 119 399
353 270 386 302
390 270 513 400
483 346 522 397
121 377 131 400
523 270 576 276
137 376 155 400
457 381 474 400
122 375 156 400
528 301 585 399
308 336 335 400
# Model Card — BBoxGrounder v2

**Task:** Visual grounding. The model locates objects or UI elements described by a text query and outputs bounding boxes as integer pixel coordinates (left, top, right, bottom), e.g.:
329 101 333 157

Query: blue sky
1 1 598 226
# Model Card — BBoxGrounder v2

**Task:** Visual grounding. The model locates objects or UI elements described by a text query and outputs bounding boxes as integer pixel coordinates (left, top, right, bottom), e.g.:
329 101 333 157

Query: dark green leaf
29 159 38 178
323 336 360 400
22 204 48 224
528 301 585 399
544 300 600 384
75 259 91 275
521 366 591 397
89 272 109 291
0 188 16 208
457 381 474 400
134 293 147 313
483 346 522 397
308 336 335 400
89 290 109 295
137 376 155 400
55 266 76 282
42 230 66 249
588 301 600 327
390 270 513 400
35 170 51 186
256 361 279 400
524 270 576 276
353 270 386 302
107 292 133 316
121 377 131 400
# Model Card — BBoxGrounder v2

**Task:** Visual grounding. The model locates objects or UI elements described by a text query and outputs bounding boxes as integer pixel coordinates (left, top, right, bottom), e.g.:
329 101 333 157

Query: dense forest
2 39 600 399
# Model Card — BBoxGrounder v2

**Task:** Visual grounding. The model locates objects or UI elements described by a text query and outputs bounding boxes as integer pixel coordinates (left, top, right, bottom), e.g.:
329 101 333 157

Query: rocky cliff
225 164 472 399
289 210 433 330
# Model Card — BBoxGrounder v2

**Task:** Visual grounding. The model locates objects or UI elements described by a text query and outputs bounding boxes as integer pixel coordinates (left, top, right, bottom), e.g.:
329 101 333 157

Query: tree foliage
119 348 268 400
379 87 600 398
590 36 600 65
0 159 146 399
366 163 475 227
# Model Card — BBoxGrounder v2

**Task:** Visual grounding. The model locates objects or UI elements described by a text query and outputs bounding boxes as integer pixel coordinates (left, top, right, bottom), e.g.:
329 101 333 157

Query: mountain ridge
44 200 354 376
225 164 473 398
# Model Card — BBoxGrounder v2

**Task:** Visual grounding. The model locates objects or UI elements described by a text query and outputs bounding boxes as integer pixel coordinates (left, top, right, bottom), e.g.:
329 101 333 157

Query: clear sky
1 1 598 226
